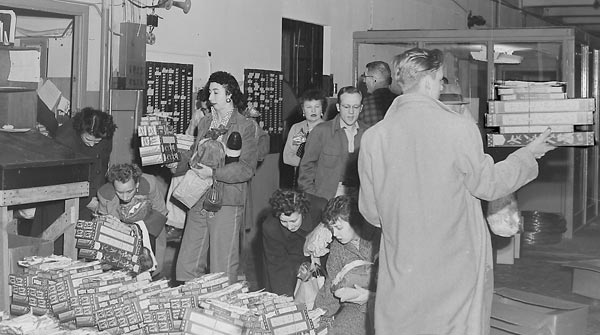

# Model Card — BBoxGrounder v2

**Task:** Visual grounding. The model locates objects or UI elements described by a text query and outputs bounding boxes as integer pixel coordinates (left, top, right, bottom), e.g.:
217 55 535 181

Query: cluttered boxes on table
490 287 588 335
137 115 180 166
486 81 596 147
562 259 600 299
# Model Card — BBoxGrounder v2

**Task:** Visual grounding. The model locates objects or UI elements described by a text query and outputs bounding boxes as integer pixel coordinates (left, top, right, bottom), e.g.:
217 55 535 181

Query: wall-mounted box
113 22 146 90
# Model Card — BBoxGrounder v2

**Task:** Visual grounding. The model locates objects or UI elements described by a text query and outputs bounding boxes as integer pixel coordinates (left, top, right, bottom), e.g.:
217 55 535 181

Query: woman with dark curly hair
262 189 327 296
57 107 117 215
314 194 380 335
174 71 259 284
25 108 116 254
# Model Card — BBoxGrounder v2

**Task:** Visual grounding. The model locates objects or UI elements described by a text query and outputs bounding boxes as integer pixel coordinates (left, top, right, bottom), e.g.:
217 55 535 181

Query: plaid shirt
358 87 398 127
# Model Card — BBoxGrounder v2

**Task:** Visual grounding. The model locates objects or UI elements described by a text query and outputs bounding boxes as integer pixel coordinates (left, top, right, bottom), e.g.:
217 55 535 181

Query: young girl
313 195 380 335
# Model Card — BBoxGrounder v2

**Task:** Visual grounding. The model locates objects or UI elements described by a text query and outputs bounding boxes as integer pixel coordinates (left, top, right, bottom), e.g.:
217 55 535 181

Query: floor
162 220 600 334
494 222 600 334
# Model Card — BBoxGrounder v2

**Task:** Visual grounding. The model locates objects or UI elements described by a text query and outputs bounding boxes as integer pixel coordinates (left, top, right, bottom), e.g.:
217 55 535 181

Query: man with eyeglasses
358 61 398 127
298 86 368 200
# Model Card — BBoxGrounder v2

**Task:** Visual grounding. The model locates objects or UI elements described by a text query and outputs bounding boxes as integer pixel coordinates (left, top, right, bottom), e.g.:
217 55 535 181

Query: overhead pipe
99 0 111 112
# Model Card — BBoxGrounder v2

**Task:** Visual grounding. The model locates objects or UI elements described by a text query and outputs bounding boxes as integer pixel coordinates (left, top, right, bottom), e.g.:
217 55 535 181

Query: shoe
165 226 183 244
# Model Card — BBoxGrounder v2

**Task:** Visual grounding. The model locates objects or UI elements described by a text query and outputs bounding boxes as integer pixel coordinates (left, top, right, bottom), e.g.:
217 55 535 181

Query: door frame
0 0 89 112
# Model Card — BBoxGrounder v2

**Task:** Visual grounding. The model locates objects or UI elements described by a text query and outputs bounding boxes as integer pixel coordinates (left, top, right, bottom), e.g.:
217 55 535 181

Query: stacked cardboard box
8 260 104 318
175 133 195 151
7 257 330 334
486 81 595 147
75 216 144 272
491 287 588 335
138 115 180 166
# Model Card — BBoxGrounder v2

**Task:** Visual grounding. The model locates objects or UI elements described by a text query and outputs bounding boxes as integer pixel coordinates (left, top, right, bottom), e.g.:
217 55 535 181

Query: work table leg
1 206 10 312
63 198 78 259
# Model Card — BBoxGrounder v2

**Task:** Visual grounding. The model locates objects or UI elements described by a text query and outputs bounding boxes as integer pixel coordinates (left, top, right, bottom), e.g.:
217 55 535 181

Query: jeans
175 204 243 284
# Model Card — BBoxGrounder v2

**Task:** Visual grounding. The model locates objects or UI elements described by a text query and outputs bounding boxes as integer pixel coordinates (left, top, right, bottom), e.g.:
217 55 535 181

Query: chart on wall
244 68 283 153
145 62 193 134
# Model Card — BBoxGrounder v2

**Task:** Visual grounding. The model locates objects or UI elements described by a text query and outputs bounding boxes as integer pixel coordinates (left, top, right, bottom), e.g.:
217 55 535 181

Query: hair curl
107 163 143 184
72 107 117 139
392 48 444 93
203 71 247 111
323 194 363 231
299 89 328 112
269 189 310 217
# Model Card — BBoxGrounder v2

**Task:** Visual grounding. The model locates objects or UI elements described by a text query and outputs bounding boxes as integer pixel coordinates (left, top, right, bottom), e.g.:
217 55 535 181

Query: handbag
172 168 213 208
487 193 522 237
202 176 223 212
294 262 325 310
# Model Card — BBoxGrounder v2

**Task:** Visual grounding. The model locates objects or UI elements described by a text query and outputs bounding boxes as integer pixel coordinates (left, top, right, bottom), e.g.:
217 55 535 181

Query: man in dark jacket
358 61 398 127
262 189 327 296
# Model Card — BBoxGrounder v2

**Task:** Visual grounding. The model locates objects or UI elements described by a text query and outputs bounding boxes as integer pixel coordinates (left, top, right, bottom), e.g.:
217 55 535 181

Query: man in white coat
357 48 556 335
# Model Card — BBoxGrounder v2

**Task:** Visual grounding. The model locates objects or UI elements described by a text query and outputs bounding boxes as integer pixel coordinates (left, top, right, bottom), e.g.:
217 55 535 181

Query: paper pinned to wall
8 50 40 82
37 79 62 110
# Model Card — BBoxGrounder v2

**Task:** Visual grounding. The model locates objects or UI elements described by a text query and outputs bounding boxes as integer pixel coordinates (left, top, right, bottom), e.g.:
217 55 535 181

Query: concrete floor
494 222 600 334
161 221 600 334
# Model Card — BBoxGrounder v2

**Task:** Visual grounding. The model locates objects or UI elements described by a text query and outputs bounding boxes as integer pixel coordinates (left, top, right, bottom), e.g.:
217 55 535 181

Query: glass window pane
357 43 416 95
423 42 489 126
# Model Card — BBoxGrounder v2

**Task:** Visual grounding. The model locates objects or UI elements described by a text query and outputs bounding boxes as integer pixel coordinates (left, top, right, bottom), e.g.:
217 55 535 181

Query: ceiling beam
561 17 600 24
523 0 598 6
544 7 600 16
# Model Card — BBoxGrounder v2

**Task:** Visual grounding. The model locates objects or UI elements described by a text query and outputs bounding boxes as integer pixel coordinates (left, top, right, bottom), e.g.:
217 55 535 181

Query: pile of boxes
75 216 144 273
138 115 180 166
175 133 194 151
7 258 330 335
491 287 588 335
486 81 595 147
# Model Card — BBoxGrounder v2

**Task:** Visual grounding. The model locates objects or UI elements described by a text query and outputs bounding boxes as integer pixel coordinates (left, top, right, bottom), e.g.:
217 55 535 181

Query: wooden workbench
0 130 92 311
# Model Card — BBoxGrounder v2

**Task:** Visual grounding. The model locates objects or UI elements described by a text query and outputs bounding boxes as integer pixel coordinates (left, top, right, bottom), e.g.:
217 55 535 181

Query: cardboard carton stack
138 115 180 166
175 133 195 151
486 81 595 147
491 287 588 335
6 259 330 335
75 216 144 273
179 275 329 335
8 259 105 318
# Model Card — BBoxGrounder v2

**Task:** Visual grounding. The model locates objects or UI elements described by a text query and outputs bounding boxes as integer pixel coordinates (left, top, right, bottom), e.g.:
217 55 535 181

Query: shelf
0 86 35 93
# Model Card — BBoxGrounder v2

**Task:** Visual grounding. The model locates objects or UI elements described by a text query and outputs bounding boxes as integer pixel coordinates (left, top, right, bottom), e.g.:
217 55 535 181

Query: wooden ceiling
522 0 600 37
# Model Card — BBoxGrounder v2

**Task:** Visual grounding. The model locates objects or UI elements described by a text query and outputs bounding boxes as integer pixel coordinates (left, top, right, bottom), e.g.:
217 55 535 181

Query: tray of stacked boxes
486 81 595 147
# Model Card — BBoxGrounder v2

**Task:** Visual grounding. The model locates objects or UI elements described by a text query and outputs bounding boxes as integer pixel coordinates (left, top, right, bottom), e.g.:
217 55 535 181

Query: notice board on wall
145 61 193 134
244 69 283 153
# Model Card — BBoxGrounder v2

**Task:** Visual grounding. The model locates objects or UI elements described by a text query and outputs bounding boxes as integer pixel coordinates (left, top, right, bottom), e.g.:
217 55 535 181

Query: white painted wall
41 0 536 99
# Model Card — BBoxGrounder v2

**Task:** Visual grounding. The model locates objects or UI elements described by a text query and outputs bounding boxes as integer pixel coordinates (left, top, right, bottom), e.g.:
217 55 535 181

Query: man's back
358 88 397 127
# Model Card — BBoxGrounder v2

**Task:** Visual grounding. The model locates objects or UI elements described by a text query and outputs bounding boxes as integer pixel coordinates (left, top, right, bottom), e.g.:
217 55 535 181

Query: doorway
280 18 324 188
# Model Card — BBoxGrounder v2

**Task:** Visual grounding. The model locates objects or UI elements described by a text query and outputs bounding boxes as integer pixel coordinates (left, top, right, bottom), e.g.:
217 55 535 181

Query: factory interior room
4 0 600 334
